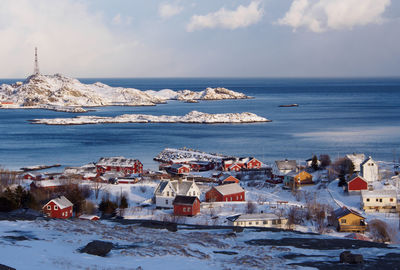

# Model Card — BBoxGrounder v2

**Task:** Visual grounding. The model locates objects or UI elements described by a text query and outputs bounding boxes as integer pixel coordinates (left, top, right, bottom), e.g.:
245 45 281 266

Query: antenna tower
34 47 40 75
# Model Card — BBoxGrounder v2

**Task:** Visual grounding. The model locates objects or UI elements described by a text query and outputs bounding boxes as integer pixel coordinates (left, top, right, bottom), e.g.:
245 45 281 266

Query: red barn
96 157 143 175
347 176 368 193
168 164 190 175
43 196 73 219
205 183 245 202
173 196 201 216
245 158 262 169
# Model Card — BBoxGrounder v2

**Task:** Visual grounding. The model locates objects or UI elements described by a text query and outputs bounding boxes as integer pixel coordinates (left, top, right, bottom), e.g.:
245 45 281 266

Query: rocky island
30 110 271 125
0 74 251 112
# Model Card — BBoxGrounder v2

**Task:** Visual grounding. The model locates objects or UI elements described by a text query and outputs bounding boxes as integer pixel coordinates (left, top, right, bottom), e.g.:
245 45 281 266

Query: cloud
277 0 391 33
158 3 183 19
111 13 132 25
186 1 263 32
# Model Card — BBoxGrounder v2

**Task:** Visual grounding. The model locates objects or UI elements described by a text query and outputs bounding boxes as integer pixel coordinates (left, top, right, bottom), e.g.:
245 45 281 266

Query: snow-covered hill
0 74 250 110
30 110 271 125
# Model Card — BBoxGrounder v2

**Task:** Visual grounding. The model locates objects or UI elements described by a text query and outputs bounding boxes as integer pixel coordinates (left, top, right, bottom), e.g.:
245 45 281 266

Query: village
1 147 400 245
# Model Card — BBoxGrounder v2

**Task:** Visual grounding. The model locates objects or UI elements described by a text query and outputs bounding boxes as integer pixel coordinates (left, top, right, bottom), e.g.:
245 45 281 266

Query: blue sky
0 0 399 78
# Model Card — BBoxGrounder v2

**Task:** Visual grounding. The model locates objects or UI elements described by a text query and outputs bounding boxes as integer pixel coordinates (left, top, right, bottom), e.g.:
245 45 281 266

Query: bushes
0 186 39 211
99 196 118 215
368 219 395 243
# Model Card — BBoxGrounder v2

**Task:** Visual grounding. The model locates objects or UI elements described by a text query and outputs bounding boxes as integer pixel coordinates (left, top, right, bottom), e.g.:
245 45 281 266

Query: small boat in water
279 104 299 107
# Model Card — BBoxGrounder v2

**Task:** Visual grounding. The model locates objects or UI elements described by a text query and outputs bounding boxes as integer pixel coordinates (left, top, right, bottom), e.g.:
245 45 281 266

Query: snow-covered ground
0 74 250 111
30 111 270 125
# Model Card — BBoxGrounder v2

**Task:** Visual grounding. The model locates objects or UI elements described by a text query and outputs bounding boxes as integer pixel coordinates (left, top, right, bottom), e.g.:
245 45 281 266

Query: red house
228 163 242 172
173 196 201 216
168 164 190 175
96 157 143 175
205 183 245 202
245 158 262 169
43 196 73 219
219 174 240 184
347 175 368 193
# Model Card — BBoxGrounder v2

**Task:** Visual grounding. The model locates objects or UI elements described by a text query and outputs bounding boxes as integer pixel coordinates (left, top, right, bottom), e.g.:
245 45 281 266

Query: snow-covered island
30 110 271 125
0 74 251 112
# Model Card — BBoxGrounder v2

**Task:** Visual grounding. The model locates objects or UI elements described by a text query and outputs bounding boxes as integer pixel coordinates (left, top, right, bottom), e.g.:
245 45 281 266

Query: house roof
360 156 375 167
332 207 365 219
345 153 365 172
32 180 66 188
171 180 195 195
212 183 244 196
348 175 367 184
170 163 190 169
173 195 198 205
96 156 141 167
361 189 397 198
155 180 170 194
275 160 297 171
228 213 281 222
47 196 73 209
219 173 239 182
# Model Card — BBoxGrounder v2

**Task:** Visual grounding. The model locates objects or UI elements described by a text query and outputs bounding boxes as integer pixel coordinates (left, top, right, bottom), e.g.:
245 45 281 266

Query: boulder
80 240 114 257
340 251 364 264
0 263 16 270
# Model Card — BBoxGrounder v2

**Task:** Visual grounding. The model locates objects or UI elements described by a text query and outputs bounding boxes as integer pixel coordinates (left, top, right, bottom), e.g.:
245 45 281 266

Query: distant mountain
0 74 250 111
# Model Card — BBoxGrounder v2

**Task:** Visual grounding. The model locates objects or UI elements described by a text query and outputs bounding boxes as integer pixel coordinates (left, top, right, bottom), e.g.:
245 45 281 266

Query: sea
1 77 400 171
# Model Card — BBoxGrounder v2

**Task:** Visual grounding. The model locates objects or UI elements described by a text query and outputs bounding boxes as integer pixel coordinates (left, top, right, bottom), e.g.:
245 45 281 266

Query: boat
279 104 299 107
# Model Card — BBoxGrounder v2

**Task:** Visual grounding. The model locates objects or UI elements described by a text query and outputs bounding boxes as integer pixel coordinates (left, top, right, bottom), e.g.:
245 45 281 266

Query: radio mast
34 47 40 75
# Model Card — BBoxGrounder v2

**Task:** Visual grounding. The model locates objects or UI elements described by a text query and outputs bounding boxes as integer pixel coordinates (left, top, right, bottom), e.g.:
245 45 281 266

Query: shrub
99 197 118 215
368 219 394 243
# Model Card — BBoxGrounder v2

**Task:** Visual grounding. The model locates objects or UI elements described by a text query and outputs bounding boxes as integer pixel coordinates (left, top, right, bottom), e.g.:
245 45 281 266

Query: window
47 205 51 210
62 212 64 216
249 222 252 225
165 200 168 205
380 199 382 203
390 198 394 202
188 207 191 212
240 195 242 200
256 221 259 225
236 196 238 200
183 207 186 212
193 191 195 196
272 220 277 225
263 221 267 225
167 191 169 196
54 206 58 210
341 219 346 224
376 199 379 202
230 197 232 201
70 209 72 213
366 198 370 202
278 219 281 224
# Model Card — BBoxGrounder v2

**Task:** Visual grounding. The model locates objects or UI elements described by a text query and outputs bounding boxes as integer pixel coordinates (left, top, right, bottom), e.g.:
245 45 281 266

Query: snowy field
0 219 399 270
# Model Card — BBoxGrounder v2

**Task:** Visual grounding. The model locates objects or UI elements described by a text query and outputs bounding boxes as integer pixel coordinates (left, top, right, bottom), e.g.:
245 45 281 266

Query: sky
0 0 399 78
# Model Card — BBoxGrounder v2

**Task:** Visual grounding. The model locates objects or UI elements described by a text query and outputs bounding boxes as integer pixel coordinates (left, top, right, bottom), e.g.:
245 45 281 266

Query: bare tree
92 178 105 200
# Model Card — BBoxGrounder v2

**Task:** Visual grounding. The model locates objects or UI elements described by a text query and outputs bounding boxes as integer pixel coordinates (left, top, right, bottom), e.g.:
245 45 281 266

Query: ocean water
0 77 400 170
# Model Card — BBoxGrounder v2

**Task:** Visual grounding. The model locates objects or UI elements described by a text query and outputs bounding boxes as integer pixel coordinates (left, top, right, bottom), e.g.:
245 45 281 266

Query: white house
154 180 200 208
361 189 397 213
227 213 288 228
273 160 297 176
360 156 378 183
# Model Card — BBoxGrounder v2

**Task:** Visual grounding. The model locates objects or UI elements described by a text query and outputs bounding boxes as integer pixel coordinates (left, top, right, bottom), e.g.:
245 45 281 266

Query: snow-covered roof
32 180 66 188
345 153 365 172
230 213 283 222
275 160 297 171
79 214 99 220
361 189 397 198
212 183 244 196
47 196 73 209
360 156 375 167
96 156 141 167
170 163 190 169
173 196 198 205
171 180 196 195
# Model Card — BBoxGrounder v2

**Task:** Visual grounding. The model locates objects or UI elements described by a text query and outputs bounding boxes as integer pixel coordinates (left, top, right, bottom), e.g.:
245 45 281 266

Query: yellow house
328 207 366 233
294 171 313 186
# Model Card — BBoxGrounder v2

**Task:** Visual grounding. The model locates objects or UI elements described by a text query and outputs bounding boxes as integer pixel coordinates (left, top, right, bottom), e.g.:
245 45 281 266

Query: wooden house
360 156 378 183
227 213 287 228
284 171 313 187
154 180 200 208
205 183 245 202
361 189 398 213
189 161 214 171
173 196 200 216
273 159 298 176
96 156 143 175
346 175 368 194
244 158 262 169
328 207 366 233
168 164 191 175
219 174 240 184
79 214 100 221
43 196 73 219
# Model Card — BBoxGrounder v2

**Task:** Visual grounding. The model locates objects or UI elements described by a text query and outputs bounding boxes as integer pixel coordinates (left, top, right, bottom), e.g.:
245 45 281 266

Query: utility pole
34 47 40 75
